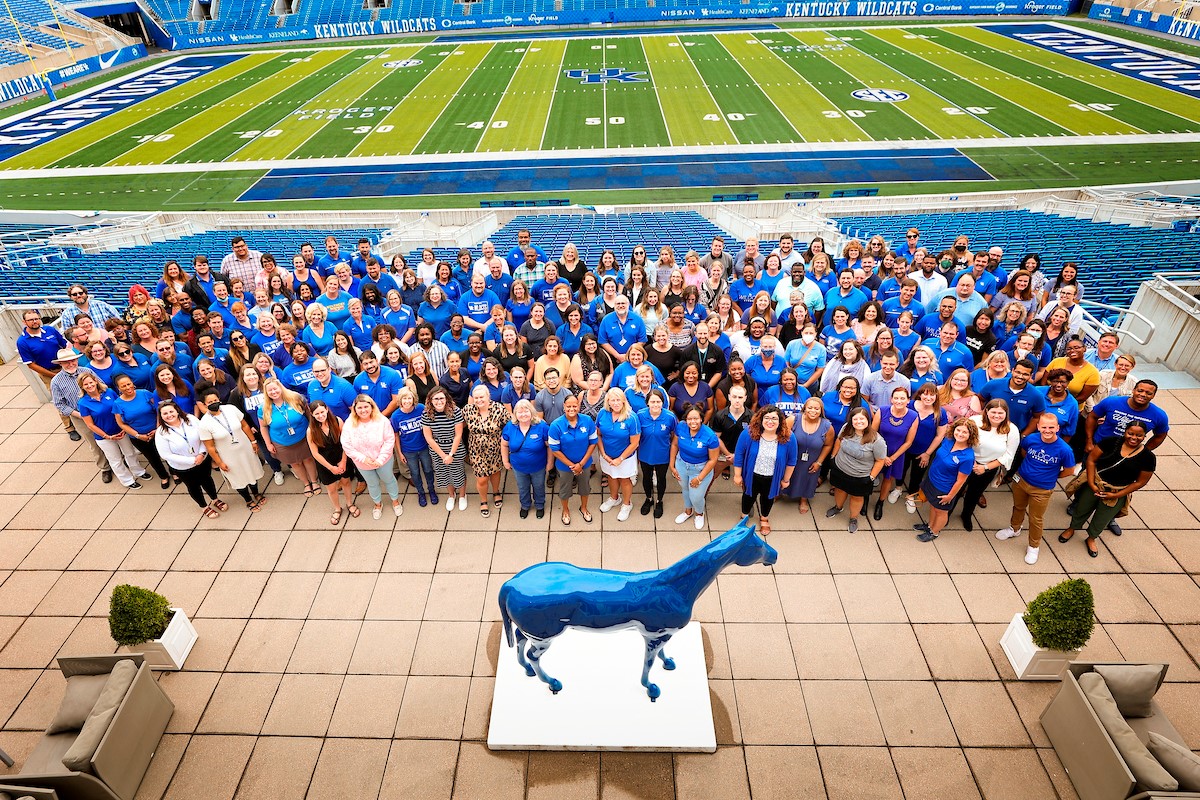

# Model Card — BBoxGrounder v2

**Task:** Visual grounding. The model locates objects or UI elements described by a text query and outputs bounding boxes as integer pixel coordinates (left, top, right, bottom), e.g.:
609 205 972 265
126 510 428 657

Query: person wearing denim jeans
669 404 721 529
392 389 437 507
502 399 550 519
341 395 403 520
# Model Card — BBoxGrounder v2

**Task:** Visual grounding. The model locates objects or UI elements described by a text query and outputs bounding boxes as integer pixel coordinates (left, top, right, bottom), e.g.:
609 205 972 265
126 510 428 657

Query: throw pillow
45 674 108 734
1078 672 1178 792
1094 664 1163 718
1148 732 1200 791
88 659 137 720
60 705 118 772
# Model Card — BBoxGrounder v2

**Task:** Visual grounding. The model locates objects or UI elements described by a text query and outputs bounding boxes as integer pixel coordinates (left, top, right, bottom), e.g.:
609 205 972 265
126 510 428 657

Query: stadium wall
1088 0 1200 41
0 43 146 103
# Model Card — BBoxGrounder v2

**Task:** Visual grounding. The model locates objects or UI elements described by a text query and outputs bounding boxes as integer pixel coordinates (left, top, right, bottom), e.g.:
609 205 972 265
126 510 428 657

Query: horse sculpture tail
499 585 514 648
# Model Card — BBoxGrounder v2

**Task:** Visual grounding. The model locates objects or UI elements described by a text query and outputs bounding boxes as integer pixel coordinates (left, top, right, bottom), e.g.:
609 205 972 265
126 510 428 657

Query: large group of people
17 227 1169 563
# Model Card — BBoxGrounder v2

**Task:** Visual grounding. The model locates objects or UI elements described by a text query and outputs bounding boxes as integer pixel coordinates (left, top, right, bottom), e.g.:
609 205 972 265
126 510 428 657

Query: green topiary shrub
1023 578 1095 652
108 584 172 647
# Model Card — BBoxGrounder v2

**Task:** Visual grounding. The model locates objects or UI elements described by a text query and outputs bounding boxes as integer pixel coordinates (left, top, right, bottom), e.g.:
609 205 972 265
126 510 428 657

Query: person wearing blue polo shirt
252 316 284 363
935 274 989 333
418 285 456 338
823 269 869 318
635 388 676 518
548 393 598 525
316 236 350 278
307 358 357 420
381 293 415 345
744 338 785 406
881 280 925 327
728 262 764 311
669 404 721 530
915 296 963 342
595 388 641 521
953 251 999 301
979 359 1045 436
459 273 501 334
501 399 551 519
111 373 171 488
314 277 353 327
1039 368 1079 440
361 257 399 300
17 309 70 431
996 413 1076 565
347 239 376 278
342 299 377 353
598 295 647 364
353 351 403 417
484 261 513 307
1085 379 1170 453
922 322 974 376
506 229 547 272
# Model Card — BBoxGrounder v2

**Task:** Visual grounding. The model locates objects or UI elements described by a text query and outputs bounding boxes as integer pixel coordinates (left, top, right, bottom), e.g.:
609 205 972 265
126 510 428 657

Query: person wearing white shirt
473 240 509 279
961 400 1021 530
772 234 805 270
911 253 949 306
1037 285 1084 335
154 399 225 517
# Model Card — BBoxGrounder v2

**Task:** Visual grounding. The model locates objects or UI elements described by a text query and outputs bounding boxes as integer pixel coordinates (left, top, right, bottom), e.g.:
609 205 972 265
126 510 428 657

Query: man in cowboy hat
49 348 112 482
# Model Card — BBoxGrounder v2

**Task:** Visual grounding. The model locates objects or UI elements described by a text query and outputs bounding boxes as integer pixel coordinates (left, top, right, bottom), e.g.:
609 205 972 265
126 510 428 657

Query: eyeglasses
906 234 918 239
116 350 131 356
633 251 645 255
69 291 86 297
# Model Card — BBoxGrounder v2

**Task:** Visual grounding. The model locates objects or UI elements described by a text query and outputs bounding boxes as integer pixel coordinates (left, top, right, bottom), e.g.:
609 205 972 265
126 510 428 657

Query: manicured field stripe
765 33 933 141
926 30 1144 136
290 45 451 159
678 34 801 144
596 38 670 149
413 45 525 154
478 40 566 152
788 30 992 140
955 26 1200 131
3 53 280 170
163 50 367 164
860 30 1071 138
641 36 737 147
716 34 869 143
230 45 427 162
540 39 606 150
108 49 347 166
348 43 494 156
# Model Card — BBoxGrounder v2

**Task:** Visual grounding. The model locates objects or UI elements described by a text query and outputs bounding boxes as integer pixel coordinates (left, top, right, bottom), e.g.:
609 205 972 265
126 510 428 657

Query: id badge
287 426 295 436
800 452 809 462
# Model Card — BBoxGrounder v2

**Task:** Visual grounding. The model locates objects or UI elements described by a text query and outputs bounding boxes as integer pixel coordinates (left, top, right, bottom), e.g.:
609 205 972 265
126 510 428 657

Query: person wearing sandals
155 399 227 518
463 385 511 517
307 401 359 524
342 395 403 520
548 392 597 525
392 388 437 507
501 399 550 519
826 407 887 533
733 404 798 535
260 378 321 498
197 388 266 511
915 417 978 542
423 387 469 511
1059 422 1155 558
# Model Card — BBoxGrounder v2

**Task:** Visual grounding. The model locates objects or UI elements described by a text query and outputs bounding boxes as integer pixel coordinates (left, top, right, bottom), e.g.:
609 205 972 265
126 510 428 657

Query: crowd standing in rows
17 228 1167 562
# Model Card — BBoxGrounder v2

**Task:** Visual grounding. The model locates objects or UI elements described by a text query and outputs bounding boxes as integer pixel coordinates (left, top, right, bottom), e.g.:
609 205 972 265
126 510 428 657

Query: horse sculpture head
730 516 778 568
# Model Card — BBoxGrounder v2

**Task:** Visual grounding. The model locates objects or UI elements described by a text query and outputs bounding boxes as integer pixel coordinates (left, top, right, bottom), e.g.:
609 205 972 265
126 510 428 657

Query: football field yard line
874 29 1127 137
107 49 347 166
787 30 957 140
347 43 494 156
0 53 280 170
240 44 426 162
955 26 1200 131
290 45 449 159
603 37 671 149
715 34 868 143
478 39 565 152
925 30 1144 136
541 40 606 150
474 42 538 152
413 44 525 154
861 29 1072 138
641 36 737 147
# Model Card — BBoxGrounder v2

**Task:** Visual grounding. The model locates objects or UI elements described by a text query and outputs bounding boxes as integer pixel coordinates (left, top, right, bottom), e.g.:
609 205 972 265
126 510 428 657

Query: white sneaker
694 514 705 530
617 504 632 521
1025 546 1040 565
996 527 1021 540
446 496 455 511
675 512 693 524
888 487 903 504
458 496 467 511
905 496 916 514
599 497 619 513
393 502 403 517
273 471 285 486
372 506 382 520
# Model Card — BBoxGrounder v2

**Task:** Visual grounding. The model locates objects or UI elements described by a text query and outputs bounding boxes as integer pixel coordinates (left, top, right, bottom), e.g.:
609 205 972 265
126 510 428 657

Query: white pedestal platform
488 622 716 752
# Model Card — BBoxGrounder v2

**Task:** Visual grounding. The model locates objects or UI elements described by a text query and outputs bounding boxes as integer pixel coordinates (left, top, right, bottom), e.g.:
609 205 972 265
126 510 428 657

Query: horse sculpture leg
513 629 536 677
525 636 563 694
658 647 675 670
640 633 674 701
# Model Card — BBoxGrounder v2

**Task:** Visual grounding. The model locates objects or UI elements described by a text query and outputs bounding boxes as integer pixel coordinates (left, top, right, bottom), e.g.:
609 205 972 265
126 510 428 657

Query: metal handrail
1078 299 1156 347
1146 272 1200 314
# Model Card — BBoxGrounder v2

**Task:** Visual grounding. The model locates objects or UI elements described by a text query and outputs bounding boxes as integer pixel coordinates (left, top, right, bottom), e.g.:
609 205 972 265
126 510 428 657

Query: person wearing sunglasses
59 284 121 331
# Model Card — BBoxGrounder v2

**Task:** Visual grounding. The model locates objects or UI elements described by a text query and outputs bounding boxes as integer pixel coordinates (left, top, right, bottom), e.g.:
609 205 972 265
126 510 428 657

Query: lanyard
213 410 239 444
167 423 197 456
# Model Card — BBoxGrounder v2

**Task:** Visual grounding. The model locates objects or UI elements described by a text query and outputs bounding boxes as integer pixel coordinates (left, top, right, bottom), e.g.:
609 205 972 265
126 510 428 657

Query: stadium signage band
0 45 146 104
985 23 1200 96
0 54 241 159
1089 2 1200 43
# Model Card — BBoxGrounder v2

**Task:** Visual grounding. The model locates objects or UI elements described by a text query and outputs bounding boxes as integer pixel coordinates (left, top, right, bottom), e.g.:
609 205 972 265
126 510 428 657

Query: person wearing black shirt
680 322 727 391
1059 424 1156 556
712 383 752 481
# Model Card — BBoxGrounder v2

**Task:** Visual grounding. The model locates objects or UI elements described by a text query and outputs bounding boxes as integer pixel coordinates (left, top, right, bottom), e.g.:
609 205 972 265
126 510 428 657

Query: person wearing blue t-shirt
612 353 664 392
347 239 376 279
316 237 350 278
915 417 978 542
314 282 354 327
914 295 963 342
548 394 598 524
418 287 456 338
744 339 785 406
306 359 357 420
280 343 316 393
997 413 1076 565
458 275 501 333
728 263 765 311
669 405 721 529
531 263 571 306
361 259 399 300
381 301 415 345
823 270 869 318
1085 380 1170 452
440 316 470 356
596 389 642 520
501 400 551 518
1039 368 1080 440
110 376 172 487
506 229 547 272
353 351 403 416
392 391 436 507
635 389 676 518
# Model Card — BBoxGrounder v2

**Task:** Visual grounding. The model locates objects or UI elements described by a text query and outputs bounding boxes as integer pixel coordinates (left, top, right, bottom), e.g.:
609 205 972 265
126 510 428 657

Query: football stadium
0 0 1199 794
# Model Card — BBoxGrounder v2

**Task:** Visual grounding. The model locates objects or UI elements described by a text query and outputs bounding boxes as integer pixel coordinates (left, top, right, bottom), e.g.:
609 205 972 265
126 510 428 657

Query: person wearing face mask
197 388 266 510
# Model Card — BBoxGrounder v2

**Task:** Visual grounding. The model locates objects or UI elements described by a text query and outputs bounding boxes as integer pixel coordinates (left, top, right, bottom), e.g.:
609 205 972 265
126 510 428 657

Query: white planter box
1000 612 1077 681
129 608 197 671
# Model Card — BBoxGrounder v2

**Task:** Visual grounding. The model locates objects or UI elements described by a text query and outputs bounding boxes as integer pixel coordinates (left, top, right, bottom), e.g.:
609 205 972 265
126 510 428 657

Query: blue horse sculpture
499 517 777 700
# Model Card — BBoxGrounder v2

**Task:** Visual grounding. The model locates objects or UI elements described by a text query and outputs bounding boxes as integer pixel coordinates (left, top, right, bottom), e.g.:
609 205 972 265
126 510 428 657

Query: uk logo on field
383 59 423 68
564 68 647 84
851 88 909 103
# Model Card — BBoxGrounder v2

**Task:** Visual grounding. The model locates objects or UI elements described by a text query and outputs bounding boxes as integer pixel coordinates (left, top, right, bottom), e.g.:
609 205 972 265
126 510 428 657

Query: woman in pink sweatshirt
341 395 403 520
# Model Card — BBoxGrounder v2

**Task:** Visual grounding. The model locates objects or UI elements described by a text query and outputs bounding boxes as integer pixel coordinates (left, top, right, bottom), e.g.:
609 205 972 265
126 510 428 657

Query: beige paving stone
226 618 303 672
410 620 480 676
851 623 930 680
0 668 39 727
1156 530 1200 574
803 680 885 746
1131 573 1200 623
461 675 494 740
876 532 948 573
305 738 390 799
18 528 94 571
327 674 407 738
964 747 1058 800
261 673 343 736
787 623 865 679
120 528 190 571
817 746 903 800
0 571 59 616
365 572 432 620
701 622 732 679
423 572 489 621
170 528 238 571
1006 680 1059 747
674 746 751 800
869 681 957 746
491 529 549 573
913 623 998 680
134 733 190 800
709 679 742 746
760 530 829 574
600 752 675 800
0 616 77 668
436 530 496 572
1105 529 1185 572
274 529 340 571
453 742 526 800
223 529 290 571
287 619 361 673
724 623 799 679
526 751 600 800
394 675 469 739
308 572 378 619
939 681 1030 746
348 620 420 675
546 529 602 568
890 747 981 800
1155 683 1200 748
378 740 459 800
163 734 255 800
32 570 112 617
327 529 391 571
1106 623 1200 681
734 678 812 745
152 571 217 618
1038 746 1081 800
819 530 888 573
4 668 62 731
252 571 323 619
835 574 907 623
197 673 281 734
745 745 826 800
601 530 659 572
933 532 1005 572
381 529 444 572
232 736 323 800
1087 573 1162 623
157 671 219 733
892 573 971 622
195 571 268 618
68 527 141 571
716 573 784 622
951 573 1026 623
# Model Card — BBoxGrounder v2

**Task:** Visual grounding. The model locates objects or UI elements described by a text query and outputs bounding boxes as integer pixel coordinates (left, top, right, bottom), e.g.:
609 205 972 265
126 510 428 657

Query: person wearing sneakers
915 417 978 543
341 395 403 520
997 412 1076 564
596 388 641 521
669 403 721 530
827 406 887 534
50 348 114 482
635 388 676 519
732 404 797 535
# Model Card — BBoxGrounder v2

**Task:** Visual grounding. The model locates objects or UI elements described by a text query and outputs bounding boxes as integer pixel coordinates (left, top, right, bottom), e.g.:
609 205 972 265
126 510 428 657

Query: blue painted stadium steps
239 149 993 202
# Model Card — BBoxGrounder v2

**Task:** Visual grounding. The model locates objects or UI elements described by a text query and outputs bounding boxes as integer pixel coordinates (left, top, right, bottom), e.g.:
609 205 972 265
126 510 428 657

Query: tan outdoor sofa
1042 661 1200 800
0 655 173 800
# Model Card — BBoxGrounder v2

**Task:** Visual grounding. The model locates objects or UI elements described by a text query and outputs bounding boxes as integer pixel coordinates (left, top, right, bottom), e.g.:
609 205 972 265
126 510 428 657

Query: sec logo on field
383 59 423 68
850 88 910 103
